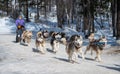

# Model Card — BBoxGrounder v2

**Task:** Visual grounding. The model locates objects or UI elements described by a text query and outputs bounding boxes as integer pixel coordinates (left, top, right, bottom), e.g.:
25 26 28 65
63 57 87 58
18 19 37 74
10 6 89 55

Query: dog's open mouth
74 43 82 49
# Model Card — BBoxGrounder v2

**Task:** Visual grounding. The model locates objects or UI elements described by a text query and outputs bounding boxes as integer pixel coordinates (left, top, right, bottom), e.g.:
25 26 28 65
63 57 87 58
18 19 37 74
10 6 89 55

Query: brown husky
84 36 107 62
35 31 45 54
21 30 32 46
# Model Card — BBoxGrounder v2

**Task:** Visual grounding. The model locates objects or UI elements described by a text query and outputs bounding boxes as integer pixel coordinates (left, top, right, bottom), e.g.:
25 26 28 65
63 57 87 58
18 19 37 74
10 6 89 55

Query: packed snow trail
0 34 120 74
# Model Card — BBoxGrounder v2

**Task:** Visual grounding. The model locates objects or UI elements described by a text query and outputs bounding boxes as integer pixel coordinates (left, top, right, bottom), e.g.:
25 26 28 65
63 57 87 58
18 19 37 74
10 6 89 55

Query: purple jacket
15 19 25 27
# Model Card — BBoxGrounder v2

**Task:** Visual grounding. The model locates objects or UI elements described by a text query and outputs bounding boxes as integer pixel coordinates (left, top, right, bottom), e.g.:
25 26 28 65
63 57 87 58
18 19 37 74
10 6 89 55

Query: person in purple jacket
16 15 25 29
15 15 25 42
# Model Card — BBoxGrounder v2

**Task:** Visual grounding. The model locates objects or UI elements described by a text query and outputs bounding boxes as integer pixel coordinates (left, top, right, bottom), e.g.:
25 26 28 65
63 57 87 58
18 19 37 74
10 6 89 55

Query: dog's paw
40 51 45 54
73 60 79 64
94 59 103 63
52 50 57 54
69 60 74 64
98 60 103 63
41 52 45 54
53 51 57 54
82 57 85 60
69 60 79 64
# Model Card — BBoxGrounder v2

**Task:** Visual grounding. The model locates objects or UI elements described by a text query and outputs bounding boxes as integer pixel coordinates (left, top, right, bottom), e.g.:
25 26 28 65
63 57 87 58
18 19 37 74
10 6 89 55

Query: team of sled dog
17 30 107 63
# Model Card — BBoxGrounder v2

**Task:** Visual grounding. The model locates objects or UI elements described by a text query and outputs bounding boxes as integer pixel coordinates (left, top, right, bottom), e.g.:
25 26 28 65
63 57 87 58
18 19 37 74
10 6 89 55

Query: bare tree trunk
19 0 22 12
65 0 72 27
36 0 39 20
83 0 90 38
44 0 47 18
6 0 9 16
26 0 29 22
112 0 116 37
83 17 88 31
89 0 94 33
12 0 19 19
56 0 65 28
100 14 104 28
48 0 52 12
116 0 120 39
71 0 75 23
76 16 82 32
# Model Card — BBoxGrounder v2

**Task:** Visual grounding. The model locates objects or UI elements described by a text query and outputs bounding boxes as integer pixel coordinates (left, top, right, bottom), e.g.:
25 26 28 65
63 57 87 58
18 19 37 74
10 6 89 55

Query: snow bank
0 17 16 34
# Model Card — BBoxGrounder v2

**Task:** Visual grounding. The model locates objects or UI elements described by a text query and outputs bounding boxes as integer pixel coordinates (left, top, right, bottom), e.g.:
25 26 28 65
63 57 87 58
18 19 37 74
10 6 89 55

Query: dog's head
70 35 80 42
88 33 95 41
98 36 107 47
74 35 83 48
37 32 43 38
51 32 61 39
42 30 49 38
25 31 32 39
70 35 83 48
36 31 44 42
60 32 66 38
55 32 62 40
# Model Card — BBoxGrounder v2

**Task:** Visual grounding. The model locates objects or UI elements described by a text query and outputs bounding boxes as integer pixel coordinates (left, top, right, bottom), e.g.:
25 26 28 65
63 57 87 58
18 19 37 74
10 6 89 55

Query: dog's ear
79 35 83 40
61 32 66 37
75 36 78 40
49 31 54 36
30 31 32 34
23 30 27 33
22 31 26 34
56 32 60 35
51 32 55 37
37 32 42 37
45 30 48 32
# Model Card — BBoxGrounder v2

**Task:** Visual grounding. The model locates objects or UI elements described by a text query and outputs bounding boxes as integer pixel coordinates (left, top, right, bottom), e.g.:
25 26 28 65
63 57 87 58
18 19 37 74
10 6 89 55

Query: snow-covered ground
0 17 120 74
0 33 120 74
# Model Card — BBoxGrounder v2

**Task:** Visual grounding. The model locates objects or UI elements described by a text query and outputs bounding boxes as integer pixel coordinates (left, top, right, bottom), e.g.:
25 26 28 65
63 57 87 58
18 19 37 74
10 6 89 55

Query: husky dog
50 32 61 53
21 30 32 46
66 35 84 63
35 31 45 54
84 36 107 62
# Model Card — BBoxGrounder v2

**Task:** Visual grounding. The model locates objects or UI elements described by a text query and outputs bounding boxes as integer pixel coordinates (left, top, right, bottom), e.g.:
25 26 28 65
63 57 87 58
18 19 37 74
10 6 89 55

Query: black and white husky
50 32 61 53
